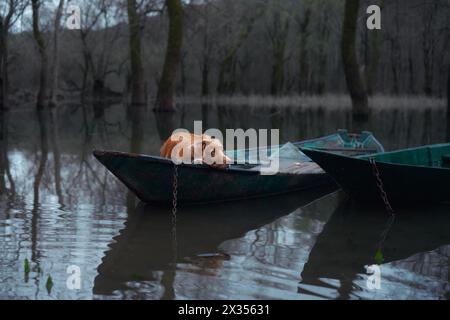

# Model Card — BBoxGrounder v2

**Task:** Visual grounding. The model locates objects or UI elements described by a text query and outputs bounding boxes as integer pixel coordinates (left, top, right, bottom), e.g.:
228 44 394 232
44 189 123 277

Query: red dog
160 132 231 168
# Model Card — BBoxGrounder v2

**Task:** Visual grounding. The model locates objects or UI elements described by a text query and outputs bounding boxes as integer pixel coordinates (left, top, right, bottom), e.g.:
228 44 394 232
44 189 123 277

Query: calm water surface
0 103 449 300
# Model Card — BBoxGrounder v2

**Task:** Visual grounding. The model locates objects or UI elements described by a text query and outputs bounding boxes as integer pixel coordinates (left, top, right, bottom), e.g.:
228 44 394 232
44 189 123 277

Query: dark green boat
301 143 450 206
93 130 384 205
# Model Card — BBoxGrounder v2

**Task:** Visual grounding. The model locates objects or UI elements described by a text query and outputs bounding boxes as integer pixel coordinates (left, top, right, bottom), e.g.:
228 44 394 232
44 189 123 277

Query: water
0 103 449 300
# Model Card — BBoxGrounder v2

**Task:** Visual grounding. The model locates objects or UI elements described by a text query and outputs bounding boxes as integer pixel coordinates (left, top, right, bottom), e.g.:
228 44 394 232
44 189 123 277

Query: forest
0 0 450 301
0 0 449 116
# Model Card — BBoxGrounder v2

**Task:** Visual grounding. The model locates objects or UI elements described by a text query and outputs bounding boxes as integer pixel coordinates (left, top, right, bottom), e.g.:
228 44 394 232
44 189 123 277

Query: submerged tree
295 3 311 95
267 9 290 95
447 63 450 124
155 0 183 112
0 0 26 109
31 0 48 110
217 2 265 95
127 0 146 106
341 0 368 118
49 0 65 108
365 0 384 95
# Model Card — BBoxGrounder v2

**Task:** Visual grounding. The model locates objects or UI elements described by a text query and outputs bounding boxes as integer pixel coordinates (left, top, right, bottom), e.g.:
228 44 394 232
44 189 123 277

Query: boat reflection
300 201 450 299
93 186 337 296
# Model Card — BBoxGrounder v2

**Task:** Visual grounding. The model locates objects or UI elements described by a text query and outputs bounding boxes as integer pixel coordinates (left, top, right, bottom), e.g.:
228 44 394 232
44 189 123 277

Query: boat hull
301 148 450 206
93 150 334 205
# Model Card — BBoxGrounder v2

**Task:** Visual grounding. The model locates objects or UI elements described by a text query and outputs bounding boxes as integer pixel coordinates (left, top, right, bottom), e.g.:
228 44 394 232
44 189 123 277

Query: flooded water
0 103 449 300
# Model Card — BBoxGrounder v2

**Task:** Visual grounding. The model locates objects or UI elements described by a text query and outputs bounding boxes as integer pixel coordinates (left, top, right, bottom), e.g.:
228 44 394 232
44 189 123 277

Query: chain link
172 164 178 217
368 157 397 256
171 164 179 263
369 157 395 215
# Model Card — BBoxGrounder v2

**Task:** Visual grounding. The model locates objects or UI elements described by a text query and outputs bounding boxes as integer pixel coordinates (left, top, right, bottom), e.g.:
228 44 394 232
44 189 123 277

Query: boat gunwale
302 143 450 171
93 131 383 177
93 149 311 177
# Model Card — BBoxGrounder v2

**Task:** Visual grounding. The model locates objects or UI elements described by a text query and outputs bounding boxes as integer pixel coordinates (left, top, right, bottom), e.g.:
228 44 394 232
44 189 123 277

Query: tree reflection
0 108 14 195
300 200 450 299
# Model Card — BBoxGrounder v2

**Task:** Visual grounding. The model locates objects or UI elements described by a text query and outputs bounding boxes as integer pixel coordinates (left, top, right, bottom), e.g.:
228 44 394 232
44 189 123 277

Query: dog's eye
211 150 216 157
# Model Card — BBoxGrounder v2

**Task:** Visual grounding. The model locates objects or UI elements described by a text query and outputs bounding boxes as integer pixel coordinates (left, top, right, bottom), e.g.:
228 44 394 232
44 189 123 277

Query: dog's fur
160 132 231 168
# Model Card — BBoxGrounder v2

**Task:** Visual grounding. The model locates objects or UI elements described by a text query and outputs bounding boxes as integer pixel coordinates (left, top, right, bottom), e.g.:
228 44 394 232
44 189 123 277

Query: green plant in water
131 273 145 281
46 275 54 294
24 259 30 274
374 249 384 265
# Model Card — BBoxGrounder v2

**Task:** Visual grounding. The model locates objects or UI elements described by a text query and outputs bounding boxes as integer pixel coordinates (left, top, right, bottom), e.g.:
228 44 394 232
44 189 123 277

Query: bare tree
341 0 368 118
31 0 48 110
447 63 449 122
188 0 217 96
315 6 330 94
266 9 290 95
127 0 146 106
217 2 265 95
0 0 26 109
295 4 311 94
365 0 384 95
422 1 438 96
49 0 65 108
155 0 184 112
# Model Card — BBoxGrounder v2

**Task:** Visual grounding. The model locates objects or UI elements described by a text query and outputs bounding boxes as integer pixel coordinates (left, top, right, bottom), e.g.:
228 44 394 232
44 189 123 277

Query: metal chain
368 158 397 258
172 164 178 217
369 157 395 215
377 214 396 252
171 164 178 263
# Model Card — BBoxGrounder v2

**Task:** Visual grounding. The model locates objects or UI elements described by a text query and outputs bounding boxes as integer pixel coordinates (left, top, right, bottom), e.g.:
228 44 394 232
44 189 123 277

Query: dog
160 132 231 168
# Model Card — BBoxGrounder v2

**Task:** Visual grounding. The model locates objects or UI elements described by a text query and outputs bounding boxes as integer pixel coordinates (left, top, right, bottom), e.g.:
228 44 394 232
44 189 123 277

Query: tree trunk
32 0 48 110
49 0 65 108
49 108 63 205
408 45 415 94
390 0 400 95
0 108 7 193
201 57 209 96
298 7 311 95
217 6 265 95
217 55 237 95
447 64 450 124
422 3 437 97
316 12 329 94
155 0 183 112
200 26 210 97
366 0 384 95
0 26 8 110
269 12 289 96
341 0 368 118
127 0 146 106
179 51 187 96
0 5 14 110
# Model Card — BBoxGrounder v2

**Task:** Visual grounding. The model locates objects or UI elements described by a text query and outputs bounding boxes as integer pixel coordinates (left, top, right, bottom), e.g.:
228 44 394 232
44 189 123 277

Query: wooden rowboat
301 143 450 206
93 130 384 205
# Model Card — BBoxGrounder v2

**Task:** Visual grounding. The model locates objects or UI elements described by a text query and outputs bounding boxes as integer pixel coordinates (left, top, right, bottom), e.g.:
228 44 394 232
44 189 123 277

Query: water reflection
0 103 448 300
94 188 340 299
300 201 450 299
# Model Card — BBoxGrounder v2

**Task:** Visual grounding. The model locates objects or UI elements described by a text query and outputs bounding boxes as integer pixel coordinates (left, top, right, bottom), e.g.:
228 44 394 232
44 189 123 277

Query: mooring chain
368 157 397 257
369 157 395 215
377 214 396 252
171 164 179 263
172 164 179 217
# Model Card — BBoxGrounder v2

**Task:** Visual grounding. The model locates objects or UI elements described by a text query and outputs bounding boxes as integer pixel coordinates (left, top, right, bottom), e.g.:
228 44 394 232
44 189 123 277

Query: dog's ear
202 140 209 151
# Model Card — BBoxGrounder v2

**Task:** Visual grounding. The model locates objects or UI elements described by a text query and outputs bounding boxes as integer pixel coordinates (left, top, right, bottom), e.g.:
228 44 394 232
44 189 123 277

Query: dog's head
164 132 231 168
201 137 232 168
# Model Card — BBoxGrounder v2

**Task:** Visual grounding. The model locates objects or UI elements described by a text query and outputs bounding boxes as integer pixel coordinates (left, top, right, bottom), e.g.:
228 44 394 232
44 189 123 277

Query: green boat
93 130 384 205
301 143 450 206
